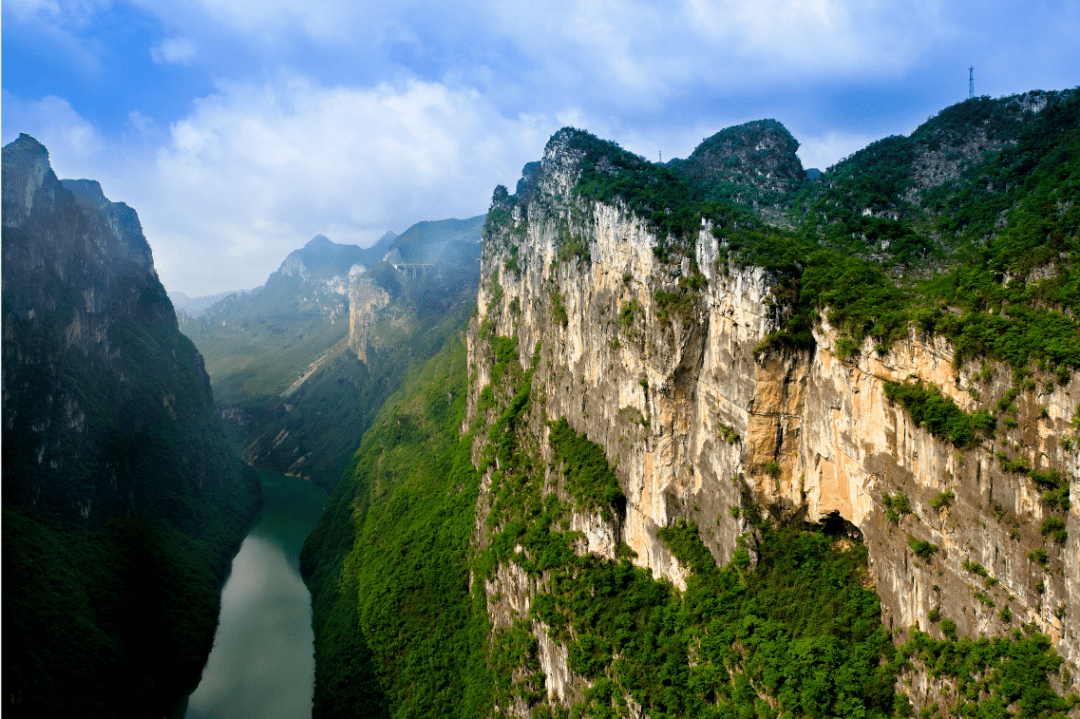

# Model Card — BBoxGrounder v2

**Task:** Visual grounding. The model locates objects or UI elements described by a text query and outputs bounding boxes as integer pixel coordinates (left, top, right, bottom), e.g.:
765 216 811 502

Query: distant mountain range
178 214 483 490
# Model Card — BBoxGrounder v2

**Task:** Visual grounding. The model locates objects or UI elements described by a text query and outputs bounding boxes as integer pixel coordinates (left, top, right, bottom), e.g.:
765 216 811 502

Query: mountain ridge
2 133 262 718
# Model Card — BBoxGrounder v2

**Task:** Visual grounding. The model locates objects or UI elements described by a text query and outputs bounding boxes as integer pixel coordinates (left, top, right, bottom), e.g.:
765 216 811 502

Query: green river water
184 472 327 719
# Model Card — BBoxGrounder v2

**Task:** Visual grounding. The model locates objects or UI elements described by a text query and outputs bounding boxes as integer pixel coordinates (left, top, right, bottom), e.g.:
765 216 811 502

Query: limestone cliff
348 274 391 362
3 134 260 525
465 123 1079 714
2 134 262 718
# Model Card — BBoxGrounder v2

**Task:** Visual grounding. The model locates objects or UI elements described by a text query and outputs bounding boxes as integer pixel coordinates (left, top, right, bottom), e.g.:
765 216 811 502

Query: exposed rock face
346 216 482 364
264 234 364 323
3 134 258 522
2 134 261 717
348 275 391 362
465 129 1079 710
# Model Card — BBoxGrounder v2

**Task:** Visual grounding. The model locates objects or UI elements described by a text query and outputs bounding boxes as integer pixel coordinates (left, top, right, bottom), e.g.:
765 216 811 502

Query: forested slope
2 135 262 718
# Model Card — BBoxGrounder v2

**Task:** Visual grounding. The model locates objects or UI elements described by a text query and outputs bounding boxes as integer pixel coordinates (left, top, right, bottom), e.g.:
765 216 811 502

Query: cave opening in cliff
818 509 863 541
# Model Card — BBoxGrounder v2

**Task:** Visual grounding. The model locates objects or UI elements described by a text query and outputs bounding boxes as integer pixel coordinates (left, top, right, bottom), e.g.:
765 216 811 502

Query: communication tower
969 66 974 99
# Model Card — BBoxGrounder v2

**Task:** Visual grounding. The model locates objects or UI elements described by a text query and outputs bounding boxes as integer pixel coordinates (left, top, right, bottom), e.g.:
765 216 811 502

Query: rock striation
465 125 1079 712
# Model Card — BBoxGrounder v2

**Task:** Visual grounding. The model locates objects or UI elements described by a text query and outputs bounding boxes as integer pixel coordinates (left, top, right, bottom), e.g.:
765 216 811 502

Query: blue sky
4 0 1078 295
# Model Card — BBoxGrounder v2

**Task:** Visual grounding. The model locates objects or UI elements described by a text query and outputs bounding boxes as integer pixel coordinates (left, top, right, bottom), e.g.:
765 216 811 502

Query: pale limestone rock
465 137 1080 710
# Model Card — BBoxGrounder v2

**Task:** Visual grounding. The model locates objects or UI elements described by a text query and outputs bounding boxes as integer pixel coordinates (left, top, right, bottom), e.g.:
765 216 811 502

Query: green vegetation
300 338 494 719
3 504 259 718
962 560 997 587
883 380 993 449
995 450 1071 510
525 520 902 718
882 491 913 525
550 290 569 327
908 537 940 560
718 422 740 444
558 228 591 264
897 627 1077 718
929 490 955 511
549 417 626 518
1040 516 1068 543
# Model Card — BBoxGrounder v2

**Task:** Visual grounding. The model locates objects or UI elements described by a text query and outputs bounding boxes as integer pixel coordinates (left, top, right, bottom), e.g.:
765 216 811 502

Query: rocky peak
2 134 156 328
271 235 365 284
304 233 333 249
514 161 542 206
673 119 805 193
2 134 57 228
61 179 110 211
538 127 595 198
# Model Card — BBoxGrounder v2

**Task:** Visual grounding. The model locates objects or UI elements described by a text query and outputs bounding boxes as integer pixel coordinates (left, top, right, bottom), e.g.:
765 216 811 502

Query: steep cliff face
346 216 482 366
348 275 391 362
299 93 1078 719
3 134 259 525
465 122 1078 713
2 134 262 717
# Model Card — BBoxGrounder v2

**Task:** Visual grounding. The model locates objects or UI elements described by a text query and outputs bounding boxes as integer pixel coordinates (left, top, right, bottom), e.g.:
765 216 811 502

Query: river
184 472 328 719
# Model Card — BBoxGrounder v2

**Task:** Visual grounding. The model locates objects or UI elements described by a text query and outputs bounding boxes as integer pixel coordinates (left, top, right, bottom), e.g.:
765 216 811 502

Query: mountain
2 135 262 718
181 217 482 490
358 228 398 266
170 288 253 317
179 235 362 410
302 90 1079 719
380 215 485 266
803 89 1079 271
668 118 807 223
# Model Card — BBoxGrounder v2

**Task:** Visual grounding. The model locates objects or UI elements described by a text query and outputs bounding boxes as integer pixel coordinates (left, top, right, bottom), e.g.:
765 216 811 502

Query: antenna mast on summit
969 66 974 98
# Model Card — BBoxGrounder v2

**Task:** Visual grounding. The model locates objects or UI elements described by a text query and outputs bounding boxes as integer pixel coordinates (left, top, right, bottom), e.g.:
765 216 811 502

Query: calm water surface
185 473 327 719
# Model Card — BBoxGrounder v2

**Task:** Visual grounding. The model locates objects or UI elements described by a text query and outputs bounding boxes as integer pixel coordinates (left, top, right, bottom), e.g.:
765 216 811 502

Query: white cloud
795 130 880 171
3 0 63 20
2 0 109 24
118 0 959 111
151 37 196 65
1 92 108 172
6 77 558 296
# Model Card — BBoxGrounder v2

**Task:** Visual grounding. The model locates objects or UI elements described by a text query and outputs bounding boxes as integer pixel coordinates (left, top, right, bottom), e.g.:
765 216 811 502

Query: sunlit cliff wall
464 129 1079 710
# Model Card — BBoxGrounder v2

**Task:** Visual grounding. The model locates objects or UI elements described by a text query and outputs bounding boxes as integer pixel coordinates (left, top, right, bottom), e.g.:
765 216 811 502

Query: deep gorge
4 87 1080 719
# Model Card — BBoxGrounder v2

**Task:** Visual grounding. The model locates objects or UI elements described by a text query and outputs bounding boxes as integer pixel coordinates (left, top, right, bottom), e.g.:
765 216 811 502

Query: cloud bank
6 78 558 295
